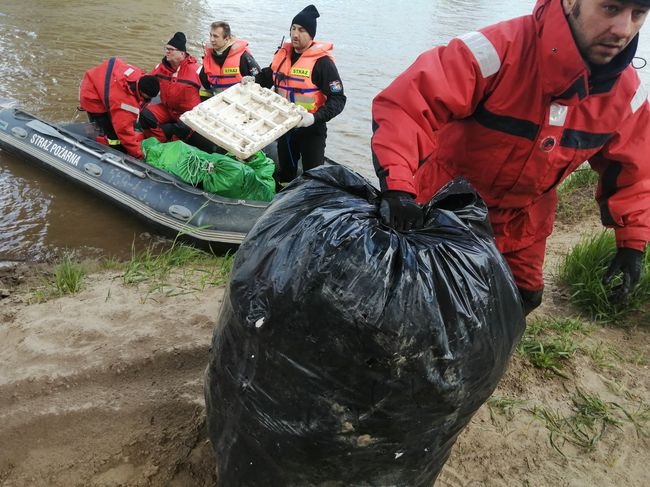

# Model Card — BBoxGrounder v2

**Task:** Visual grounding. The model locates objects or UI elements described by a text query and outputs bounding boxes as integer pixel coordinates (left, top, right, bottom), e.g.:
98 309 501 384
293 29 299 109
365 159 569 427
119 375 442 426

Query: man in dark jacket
249 5 346 185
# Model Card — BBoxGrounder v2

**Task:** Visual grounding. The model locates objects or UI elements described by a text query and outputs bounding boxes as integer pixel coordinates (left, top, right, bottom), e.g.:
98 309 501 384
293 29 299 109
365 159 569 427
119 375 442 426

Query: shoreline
1 221 648 486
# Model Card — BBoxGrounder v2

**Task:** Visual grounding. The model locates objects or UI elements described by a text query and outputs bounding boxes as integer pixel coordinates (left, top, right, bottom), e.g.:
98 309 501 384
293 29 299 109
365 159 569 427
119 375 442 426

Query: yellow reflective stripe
107 138 121 146
294 94 316 111
295 101 316 111
199 88 213 97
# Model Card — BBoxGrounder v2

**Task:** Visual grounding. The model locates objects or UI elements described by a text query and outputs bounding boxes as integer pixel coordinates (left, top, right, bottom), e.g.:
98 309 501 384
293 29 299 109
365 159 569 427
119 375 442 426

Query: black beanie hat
138 75 160 98
292 5 319 39
167 31 187 52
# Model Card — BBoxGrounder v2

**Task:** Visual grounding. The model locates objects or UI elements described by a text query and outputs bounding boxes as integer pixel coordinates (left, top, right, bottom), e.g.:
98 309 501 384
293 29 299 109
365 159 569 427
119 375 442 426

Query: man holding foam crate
244 5 346 185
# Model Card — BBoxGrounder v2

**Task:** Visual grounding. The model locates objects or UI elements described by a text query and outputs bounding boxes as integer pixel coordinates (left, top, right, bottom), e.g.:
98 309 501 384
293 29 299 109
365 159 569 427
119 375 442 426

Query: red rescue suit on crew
371 0 650 291
79 57 150 158
151 55 201 120
145 56 202 141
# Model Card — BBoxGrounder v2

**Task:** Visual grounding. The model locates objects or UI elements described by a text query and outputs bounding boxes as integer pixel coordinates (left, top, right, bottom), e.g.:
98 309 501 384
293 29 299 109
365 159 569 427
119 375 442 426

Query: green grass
531 388 626 454
487 395 526 420
525 317 586 336
29 241 232 304
122 241 233 300
53 254 85 294
517 317 586 377
627 350 648 366
518 336 577 377
587 342 619 369
572 388 622 432
618 403 650 437
99 255 124 271
558 231 650 322
31 253 86 303
558 166 599 192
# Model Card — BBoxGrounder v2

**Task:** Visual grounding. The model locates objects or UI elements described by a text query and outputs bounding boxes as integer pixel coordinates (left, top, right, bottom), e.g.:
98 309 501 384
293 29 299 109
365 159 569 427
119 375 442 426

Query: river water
2 0 650 260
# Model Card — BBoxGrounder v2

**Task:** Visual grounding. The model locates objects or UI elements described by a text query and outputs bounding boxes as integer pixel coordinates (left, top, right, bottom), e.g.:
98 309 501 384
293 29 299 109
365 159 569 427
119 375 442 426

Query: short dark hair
210 21 231 38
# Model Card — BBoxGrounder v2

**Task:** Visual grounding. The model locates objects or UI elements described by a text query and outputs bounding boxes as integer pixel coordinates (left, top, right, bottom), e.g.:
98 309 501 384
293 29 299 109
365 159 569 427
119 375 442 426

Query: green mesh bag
141 137 207 186
241 150 277 202
141 137 180 172
142 138 276 201
202 150 276 202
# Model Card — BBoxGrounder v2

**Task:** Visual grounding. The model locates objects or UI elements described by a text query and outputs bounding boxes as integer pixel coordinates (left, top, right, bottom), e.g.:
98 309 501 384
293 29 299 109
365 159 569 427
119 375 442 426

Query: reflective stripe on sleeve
120 103 140 115
457 31 501 78
631 82 647 114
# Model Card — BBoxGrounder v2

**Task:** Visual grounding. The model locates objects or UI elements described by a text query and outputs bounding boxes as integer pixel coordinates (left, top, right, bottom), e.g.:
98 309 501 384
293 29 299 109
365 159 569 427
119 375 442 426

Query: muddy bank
0 221 648 486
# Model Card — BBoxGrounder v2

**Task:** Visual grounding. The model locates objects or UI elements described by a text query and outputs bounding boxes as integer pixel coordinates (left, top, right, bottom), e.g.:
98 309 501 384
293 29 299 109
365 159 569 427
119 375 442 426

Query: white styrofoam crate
180 82 305 160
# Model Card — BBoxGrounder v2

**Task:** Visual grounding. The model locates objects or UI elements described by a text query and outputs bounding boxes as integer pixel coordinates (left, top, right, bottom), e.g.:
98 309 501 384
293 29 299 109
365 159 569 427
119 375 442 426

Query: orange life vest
202 40 249 95
270 41 333 113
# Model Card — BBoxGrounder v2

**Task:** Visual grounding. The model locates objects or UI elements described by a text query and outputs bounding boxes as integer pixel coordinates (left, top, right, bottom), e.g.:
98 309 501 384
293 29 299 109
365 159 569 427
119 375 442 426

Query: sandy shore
0 220 648 486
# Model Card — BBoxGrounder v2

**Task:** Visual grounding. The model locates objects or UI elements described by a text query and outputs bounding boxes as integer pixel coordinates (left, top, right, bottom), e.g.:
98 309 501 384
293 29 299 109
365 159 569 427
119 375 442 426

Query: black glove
379 190 424 231
172 122 192 140
160 122 192 141
602 247 644 304
138 107 159 130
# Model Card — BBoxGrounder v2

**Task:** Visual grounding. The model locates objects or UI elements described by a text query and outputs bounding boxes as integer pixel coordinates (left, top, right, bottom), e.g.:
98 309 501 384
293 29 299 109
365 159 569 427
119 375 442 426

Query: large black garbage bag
205 164 526 487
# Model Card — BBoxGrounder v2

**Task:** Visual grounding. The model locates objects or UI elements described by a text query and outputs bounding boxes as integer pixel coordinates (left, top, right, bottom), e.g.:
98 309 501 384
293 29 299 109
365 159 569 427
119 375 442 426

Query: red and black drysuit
371 0 650 295
79 57 151 158
140 55 202 142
